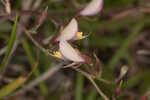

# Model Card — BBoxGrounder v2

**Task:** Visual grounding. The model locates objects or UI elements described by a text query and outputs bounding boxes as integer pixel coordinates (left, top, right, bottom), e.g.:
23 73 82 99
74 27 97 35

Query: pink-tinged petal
79 0 103 16
59 41 84 62
75 49 91 64
56 18 78 41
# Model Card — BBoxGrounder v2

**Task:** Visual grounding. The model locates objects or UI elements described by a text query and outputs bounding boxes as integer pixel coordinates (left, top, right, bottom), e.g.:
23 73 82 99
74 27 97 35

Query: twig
0 46 7 56
89 77 109 100
32 0 42 10
96 76 121 85
63 62 77 68
11 62 79 97
72 67 110 100
11 64 61 96
24 30 47 54
112 7 150 21
70 0 83 8
23 28 56 58
1 0 11 14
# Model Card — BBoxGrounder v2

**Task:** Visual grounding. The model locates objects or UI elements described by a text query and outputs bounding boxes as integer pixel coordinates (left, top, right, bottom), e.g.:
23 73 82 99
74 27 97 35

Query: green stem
0 14 18 72
75 73 84 100
21 38 48 97
73 68 109 100
108 21 145 69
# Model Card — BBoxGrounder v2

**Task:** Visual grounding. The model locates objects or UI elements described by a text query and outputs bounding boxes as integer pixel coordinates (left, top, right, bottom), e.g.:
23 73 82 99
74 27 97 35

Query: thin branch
72 67 110 100
11 62 80 97
32 0 42 10
88 77 109 100
11 64 61 97
23 28 55 58
96 76 121 85
0 46 7 56
63 62 77 68
24 30 47 54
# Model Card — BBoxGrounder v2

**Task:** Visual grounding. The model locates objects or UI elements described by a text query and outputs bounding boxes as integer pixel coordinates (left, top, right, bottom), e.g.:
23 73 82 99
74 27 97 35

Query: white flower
79 0 103 16
53 41 91 64
59 41 85 62
51 18 87 44
56 18 78 41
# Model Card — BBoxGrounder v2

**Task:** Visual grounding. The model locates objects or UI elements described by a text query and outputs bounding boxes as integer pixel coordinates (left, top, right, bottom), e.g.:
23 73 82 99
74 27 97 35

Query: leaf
123 71 150 89
75 73 84 100
21 38 48 96
0 56 39 99
86 88 98 100
0 14 18 72
0 77 26 99
108 21 145 69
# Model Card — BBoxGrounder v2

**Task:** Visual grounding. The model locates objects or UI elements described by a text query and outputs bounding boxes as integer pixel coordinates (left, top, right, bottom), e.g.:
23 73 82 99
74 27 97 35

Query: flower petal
56 18 78 41
59 41 84 62
74 48 91 64
79 0 103 16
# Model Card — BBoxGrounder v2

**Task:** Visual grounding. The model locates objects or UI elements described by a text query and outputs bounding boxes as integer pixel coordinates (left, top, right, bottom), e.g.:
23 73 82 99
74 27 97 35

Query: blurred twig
1 0 11 14
32 0 42 10
0 46 7 56
72 67 110 100
12 64 62 96
111 7 150 21
0 60 38 99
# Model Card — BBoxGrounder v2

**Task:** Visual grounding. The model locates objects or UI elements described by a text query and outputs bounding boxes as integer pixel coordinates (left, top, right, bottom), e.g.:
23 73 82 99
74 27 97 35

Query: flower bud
37 7 48 27
93 53 102 73
120 65 128 78
114 80 123 97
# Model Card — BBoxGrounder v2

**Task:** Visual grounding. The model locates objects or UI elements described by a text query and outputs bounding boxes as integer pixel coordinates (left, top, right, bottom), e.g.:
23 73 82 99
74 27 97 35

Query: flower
78 0 103 16
53 41 90 63
53 51 62 58
56 18 78 41
76 32 83 39
120 65 128 78
51 18 87 44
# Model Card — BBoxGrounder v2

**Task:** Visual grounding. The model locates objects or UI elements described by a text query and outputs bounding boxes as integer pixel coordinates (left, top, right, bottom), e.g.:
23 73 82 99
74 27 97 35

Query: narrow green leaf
21 38 48 97
75 73 84 100
108 21 145 69
0 14 18 72
140 72 150 94
86 88 97 100
123 71 150 89
0 56 39 99
0 77 26 99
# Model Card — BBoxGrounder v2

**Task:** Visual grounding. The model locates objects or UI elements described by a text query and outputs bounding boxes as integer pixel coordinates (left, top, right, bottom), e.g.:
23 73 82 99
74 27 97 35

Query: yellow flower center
76 32 83 39
53 51 62 58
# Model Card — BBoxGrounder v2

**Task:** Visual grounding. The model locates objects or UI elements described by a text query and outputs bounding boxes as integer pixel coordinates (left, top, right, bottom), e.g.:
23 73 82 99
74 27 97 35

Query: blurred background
0 0 150 100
